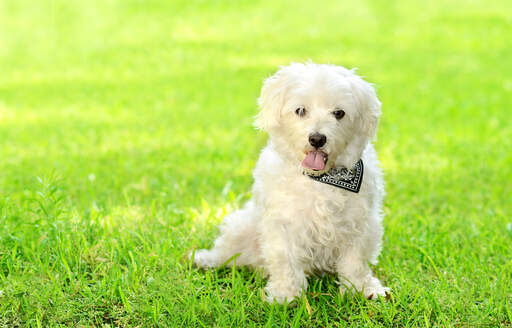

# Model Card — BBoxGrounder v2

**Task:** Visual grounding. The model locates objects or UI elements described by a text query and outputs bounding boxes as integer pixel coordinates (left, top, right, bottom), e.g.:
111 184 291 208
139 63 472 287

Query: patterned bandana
306 159 363 193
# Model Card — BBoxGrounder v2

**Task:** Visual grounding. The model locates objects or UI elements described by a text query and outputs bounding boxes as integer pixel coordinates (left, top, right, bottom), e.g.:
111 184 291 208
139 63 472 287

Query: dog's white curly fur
193 62 389 303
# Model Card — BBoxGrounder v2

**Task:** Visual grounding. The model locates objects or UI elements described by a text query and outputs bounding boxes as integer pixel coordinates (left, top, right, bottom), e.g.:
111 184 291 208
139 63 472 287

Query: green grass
1 0 511 326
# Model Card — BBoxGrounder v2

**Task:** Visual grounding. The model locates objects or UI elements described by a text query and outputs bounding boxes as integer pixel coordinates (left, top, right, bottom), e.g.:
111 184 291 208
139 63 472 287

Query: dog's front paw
264 282 300 305
339 276 389 300
363 278 390 300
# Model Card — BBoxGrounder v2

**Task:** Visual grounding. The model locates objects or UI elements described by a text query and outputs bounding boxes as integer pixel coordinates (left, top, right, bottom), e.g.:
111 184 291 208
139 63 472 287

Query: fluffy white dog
193 62 389 303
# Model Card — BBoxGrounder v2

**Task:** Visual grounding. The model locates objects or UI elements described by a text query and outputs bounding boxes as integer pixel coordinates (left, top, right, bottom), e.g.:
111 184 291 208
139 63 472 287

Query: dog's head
255 62 381 175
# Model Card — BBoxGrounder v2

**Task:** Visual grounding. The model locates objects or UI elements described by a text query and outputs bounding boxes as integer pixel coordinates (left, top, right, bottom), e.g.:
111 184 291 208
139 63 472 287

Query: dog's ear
340 73 381 168
254 68 290 131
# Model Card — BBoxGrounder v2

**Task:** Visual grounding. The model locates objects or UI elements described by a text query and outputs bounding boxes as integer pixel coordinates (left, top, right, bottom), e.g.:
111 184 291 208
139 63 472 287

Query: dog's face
256 63 381 175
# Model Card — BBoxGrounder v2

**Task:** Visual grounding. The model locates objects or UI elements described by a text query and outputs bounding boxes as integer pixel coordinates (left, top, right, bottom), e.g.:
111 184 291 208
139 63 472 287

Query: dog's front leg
336 247 389 300
261 220 307 304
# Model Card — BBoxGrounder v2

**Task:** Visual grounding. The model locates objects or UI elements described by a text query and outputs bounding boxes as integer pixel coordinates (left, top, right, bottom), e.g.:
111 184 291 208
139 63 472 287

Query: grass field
1 0 511 326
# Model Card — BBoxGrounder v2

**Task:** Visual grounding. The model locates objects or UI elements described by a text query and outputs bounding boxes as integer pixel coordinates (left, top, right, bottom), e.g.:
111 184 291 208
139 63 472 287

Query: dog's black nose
309 133 326 148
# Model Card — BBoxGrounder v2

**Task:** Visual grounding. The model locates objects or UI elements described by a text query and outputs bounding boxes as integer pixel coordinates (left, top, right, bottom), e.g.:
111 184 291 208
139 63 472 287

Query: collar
306 159 363 193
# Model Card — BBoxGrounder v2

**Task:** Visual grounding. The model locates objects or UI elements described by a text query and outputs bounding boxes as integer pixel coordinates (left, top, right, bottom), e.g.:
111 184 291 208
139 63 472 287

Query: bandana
307 159 363 193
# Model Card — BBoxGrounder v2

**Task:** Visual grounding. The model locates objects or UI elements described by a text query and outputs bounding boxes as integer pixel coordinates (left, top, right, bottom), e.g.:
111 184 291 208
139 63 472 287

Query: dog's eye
332 109 345 120
295 106 306 117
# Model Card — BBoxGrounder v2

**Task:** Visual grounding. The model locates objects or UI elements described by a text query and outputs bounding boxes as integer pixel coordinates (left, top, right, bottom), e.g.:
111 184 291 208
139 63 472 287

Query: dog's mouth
301 151 328 171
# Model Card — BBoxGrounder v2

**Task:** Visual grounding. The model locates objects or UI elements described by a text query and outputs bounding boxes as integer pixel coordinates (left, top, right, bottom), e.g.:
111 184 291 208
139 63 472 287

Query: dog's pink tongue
302 151 326 170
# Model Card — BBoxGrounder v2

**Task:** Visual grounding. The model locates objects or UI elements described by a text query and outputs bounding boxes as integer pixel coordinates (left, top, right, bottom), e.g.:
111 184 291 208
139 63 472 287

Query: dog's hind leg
192 200 263 269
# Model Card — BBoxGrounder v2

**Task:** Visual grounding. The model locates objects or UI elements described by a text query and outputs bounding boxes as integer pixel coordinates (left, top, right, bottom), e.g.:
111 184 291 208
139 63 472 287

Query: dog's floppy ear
340 73 381 168
255 68 290 131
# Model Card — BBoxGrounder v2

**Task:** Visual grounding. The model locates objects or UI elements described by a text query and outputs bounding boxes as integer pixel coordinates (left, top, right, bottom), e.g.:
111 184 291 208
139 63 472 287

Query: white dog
193 62 389 303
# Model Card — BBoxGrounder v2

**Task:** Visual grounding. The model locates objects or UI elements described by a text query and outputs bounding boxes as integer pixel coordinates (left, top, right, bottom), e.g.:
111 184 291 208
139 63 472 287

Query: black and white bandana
307 159 363 193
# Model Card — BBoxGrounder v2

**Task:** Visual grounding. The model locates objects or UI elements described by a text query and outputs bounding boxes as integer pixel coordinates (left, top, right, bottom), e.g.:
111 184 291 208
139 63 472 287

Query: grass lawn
1 0 511 326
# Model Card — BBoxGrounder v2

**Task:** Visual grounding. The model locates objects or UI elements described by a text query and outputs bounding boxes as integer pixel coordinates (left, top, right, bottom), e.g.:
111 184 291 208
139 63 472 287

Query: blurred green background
0 0 511 326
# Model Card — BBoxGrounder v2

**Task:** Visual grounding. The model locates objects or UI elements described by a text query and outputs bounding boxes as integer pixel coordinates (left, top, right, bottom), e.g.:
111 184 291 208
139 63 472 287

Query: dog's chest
263 173 364 271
